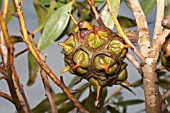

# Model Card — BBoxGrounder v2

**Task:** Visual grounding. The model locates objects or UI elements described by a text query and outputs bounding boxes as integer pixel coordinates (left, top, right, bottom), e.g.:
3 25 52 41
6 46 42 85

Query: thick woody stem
129 0 163 113
13 0 88 113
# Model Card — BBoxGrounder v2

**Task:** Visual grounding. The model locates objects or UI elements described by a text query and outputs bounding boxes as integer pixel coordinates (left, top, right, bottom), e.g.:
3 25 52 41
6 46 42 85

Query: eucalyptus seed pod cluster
59 21 132 99
159 35 170 71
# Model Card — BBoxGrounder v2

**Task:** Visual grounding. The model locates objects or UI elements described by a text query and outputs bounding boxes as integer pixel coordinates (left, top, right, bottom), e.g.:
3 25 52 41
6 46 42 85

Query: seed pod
59 21 132 99
158 35 170 71
162 0 170 29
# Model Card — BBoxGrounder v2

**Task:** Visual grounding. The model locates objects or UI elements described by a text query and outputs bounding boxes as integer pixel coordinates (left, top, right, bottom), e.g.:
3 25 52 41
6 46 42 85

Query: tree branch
126 53 142 75
153 0 164 40
129 0 162 113
129 0 150 58
40 55 58 113
0 91 14 104
13 0 88 113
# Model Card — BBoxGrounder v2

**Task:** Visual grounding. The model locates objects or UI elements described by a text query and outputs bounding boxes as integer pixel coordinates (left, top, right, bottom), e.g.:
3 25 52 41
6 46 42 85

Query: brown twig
0 91 14 104
106 0 144 60
13 1 88 113
162 89 170 101
0 66 6 75
0 2 31 112
126 53 142 75
86 0 105 26
0 75 7 80
40 55 58 113
14 48 29 58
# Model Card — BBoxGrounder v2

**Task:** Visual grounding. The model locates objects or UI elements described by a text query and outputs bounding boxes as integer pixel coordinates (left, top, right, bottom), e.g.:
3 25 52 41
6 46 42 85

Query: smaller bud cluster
159 35 170 71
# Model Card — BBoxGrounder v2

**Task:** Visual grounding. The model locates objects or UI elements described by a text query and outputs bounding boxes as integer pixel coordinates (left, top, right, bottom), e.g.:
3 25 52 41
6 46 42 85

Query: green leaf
101 0 120 29
124 0 156 16
117 16 136 28
7 1 16 23
32 93 71 113
132 79 143 87
10 35 23 43
113 99 144 107
68 76 81 89
121 85 136 95
107 105 120 113
58 102 75 113
77 1 92 22
140 0 156 16
39 0 51 6
159 78 170 90
33 0 49 34
83 88 97 113
27 51 40 86
38 1 73 50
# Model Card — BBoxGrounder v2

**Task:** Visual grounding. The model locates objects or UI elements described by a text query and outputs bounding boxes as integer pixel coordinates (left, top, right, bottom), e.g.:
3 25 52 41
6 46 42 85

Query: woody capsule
59 14 132 99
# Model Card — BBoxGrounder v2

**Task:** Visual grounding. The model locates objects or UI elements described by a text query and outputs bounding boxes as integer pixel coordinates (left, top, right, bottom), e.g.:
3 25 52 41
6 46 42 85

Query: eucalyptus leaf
113 99 144 107
83 88 97 113
10 35 23 43
140 0 156 16
58 102 75 113
39 0 51 6
124 0 156 16
32 93 72 113
117 16 136 28
33 0 49 34
101 0 120 29
68 76 81 89
7 1 16 23
121 84 136 95
27 52 40 86
107 105 120 113
38 1 73 50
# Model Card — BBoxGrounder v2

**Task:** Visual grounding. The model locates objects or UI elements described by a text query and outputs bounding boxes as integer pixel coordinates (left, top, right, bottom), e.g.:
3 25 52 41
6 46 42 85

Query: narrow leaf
10 35 23 43
7 1 16 23
117 16 136 28
121 85 136 95
39 0 51 6
38 1 73 50
83 88 97 113
124 0 156 16
27 52 40 86
68 76 81 89
140 0 156 16
101 0 120 29
58 102 75 113
113 99 144 107
32 93 71 113
107 105 120 113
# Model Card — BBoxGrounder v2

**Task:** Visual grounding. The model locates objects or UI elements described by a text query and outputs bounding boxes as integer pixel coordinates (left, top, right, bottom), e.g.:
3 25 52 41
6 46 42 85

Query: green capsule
94 54 117 74
59 35 75 55
108 36 128 58
87 30 109 49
